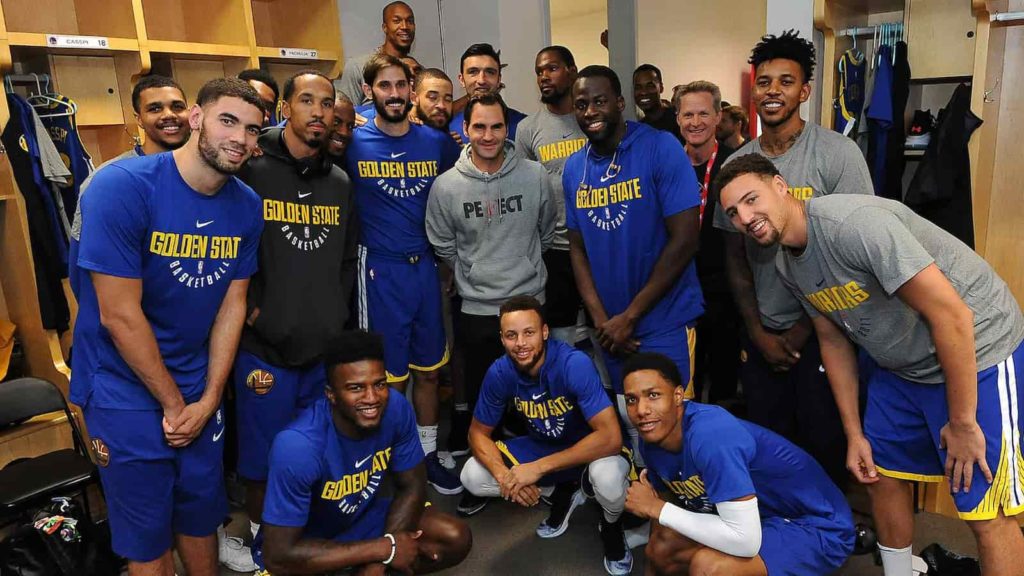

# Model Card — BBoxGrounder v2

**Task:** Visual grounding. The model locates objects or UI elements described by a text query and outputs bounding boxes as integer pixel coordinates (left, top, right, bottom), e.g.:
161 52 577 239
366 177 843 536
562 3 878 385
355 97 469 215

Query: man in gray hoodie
426 92 557 436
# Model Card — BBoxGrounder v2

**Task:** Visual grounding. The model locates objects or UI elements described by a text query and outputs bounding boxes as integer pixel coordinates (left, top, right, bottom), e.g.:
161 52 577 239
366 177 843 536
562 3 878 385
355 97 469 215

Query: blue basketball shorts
865 339 1024 519
758 513 854 575
603 323 696 396
357 247 448 384
233 349 326 481
84 403 228 562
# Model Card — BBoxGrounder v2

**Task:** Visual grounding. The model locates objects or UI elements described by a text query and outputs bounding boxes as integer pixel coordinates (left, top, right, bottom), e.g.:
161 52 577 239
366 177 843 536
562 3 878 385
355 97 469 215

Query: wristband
382 533 397 565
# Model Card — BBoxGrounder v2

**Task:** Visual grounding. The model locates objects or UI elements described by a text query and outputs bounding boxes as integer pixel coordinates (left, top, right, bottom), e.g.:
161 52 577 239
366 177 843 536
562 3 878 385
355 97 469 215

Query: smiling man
326 93 357 165
346 54 463 495
71 78 265 576
710 31 873 488
338 1 416 106
717 154 1024 576
234 70 359 549
254 330 471 576
457 296 634 575
449 43 527 142
633 64 679 141
623 352 854 576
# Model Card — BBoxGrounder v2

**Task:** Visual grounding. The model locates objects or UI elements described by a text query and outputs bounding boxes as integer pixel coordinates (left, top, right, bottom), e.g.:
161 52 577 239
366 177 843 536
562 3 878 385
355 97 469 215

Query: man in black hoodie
234 70 358 542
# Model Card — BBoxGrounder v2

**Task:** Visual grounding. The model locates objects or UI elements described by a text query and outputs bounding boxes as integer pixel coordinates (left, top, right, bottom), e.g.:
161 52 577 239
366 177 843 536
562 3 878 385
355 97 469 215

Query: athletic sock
250 520 260 540
418 425 438 455
878 544 913 576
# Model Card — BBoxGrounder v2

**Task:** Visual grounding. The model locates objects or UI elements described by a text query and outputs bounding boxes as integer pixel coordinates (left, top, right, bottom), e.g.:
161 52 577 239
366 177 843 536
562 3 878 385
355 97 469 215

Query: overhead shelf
147 40 253 59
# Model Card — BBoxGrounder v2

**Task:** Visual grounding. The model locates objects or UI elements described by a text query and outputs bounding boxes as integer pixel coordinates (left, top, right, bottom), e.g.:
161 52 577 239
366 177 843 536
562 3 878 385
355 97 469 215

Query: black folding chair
0 377 98 524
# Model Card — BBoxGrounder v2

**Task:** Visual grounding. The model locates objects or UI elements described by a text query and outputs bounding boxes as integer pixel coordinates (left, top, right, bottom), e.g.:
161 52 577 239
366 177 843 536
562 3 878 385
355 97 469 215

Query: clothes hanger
28 74 76 118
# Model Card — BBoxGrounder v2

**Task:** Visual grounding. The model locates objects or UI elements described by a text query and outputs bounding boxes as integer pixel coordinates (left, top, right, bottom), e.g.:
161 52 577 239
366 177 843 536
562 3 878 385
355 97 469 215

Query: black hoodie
238 128 357 367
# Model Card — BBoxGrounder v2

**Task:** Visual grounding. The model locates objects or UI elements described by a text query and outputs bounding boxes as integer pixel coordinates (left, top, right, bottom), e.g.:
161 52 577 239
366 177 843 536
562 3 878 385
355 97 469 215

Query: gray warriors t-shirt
714 122 873 330
337 53 374 106
70 147 140 241
514 107 587 250
777 195 1024 383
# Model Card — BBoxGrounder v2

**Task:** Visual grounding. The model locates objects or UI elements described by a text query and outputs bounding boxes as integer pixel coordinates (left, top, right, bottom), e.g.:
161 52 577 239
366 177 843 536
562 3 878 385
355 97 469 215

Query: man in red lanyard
673 81 741 405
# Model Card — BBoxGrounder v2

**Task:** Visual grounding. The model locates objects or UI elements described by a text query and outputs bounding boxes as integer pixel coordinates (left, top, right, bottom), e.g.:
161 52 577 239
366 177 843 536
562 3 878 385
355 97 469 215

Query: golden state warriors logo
356 155 439 199
514 392 574 439
149 226 241 289
91 438 110 467
321 448 392 515
246 369 275 395
263 195 341 252
667 473 713 514
576 176 643 231
17 135 27 152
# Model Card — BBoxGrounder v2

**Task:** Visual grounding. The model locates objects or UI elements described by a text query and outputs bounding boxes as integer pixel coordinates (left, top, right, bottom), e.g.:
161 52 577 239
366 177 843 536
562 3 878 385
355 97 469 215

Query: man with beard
70 78 265 576
255 330 472 576
326 93 357 165
346 54 462 495
711 31 872 487
563 66 703 459
633 64 680 141
458 296 634 575
673 81 740 405
718 105 748 150
339 1 416 105
239 69 280 126
514 46 588 346
622 353 854 576
234 70 359 554
448 43 526 143
718 154 1024 576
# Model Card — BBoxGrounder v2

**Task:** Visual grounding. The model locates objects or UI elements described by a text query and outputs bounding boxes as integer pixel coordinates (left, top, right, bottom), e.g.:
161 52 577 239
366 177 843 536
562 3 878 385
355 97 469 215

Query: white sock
878 544 913 576
418 425 438 455
250 520 260 540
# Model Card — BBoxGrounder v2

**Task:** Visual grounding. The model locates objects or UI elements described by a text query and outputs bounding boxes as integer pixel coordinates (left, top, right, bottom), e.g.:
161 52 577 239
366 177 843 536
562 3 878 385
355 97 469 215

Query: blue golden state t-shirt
562 122 703 338
261 394 423 539
71 153 262 410
345 121 460 257
641 402 852 524
475 339 612 446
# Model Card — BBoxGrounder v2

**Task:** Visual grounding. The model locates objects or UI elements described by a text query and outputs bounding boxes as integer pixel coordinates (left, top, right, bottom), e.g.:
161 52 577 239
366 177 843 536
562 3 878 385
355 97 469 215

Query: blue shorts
865 340 1024 520
604 323 696 396
234 349 326 481
358 248 448 383
84 404 228 562
758 514 854 575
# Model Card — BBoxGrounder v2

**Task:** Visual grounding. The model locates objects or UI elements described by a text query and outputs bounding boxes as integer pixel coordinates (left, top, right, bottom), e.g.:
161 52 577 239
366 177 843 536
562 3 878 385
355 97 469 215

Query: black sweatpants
456 310 504 412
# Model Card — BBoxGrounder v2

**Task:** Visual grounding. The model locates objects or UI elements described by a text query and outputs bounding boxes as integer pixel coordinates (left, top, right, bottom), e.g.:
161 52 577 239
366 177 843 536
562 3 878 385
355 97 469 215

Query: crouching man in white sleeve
623 352 854 575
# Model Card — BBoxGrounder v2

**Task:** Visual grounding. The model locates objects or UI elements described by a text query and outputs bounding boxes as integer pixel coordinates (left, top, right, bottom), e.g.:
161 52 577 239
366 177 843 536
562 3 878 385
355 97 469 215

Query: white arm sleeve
657 497 762 558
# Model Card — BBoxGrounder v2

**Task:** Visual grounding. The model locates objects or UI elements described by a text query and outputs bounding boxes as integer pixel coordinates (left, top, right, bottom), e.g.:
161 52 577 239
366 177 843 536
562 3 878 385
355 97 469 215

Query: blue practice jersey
71 153 262 409
475 339 612 446
262 394 423 539
642 402 851 523
449 107 527 143
345 121 459 256
562 122 704 338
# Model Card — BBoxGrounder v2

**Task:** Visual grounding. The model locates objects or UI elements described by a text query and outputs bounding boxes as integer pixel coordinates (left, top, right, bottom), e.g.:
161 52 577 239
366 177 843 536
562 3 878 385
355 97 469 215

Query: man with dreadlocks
710 31 873 489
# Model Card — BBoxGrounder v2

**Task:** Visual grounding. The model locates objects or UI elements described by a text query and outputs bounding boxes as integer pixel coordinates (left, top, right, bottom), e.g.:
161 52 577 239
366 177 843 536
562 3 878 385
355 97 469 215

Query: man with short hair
338 1 416 105
326 93 357 165
449 43 527 142
239 69 280 126
254 330 472 576
71 77 266 576
411 68 455 132
718 105 748 150
622 352 854 576
718 152 1024 576
712 31 872 486
514 46 588 345
426 93 556 446
234 70 359 556
459 295 634 575
674 80 740 404
345 54 463 494
633 64 679 140
564 65 703 457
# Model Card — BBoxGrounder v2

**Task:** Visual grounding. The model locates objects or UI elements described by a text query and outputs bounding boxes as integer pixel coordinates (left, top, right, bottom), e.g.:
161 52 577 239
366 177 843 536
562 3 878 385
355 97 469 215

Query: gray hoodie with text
426 141 556 315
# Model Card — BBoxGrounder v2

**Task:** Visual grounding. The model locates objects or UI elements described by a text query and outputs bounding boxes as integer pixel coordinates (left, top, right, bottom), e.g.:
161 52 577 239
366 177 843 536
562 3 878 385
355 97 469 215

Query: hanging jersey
39 95 94 226
261 394 423 539
71 153 263 409
834 49 866 137
449 107 527 144
344 121 459 256
474 339 612 446
561 121 704 338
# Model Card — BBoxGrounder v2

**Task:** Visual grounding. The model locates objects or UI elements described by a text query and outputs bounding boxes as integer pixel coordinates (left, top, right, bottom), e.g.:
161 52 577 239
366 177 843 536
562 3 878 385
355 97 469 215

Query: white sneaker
218 526 256 572
437 450 457 470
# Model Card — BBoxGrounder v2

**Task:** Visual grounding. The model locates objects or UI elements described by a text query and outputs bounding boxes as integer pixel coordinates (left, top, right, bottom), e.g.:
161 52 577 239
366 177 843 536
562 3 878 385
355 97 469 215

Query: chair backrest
0 378 70 428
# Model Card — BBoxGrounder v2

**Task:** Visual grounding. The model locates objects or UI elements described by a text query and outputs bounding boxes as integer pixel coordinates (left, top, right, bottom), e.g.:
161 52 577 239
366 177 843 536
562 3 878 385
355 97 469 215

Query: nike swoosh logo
599 174 615 183
298 191 312 199
212 427 225 442
818 365 826 373
390 152 407 159
532 392 545 400
815 278 825 287
561 132 574 139
196 220 214 228
355 454 373 468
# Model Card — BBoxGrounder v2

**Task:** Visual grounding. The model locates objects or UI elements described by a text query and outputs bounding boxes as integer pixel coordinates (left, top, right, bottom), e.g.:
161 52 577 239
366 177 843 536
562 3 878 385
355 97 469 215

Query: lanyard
698 140 719 227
